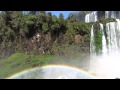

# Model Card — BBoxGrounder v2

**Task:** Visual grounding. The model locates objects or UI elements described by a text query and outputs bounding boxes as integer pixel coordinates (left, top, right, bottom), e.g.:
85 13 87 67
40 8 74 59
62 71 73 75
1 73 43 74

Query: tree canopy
0 11 90 47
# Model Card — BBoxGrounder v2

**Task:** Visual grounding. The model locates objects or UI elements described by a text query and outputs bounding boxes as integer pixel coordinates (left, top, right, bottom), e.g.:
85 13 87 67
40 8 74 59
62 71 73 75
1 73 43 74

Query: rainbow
6 64 97 79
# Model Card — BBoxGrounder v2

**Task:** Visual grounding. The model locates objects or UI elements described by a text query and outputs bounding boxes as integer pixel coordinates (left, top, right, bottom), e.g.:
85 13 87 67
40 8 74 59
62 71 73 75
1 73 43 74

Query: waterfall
106 22 118 54
85 11 98 22
99 23 107 56
85 11 120 22
90 25 95 56
90 21 120 55
104 19 120 54
88 11 120 55
90 23 108 56
116 19 120 48
105 11 120 19
105 11 109 19
88 11 120 78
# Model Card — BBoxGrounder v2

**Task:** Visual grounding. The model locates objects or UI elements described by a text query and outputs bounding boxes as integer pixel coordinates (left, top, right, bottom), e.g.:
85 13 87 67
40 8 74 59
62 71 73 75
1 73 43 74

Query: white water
90 23 107 56
91 22 120 78
105 11 120 19
85 11 120 23
85 11 98 22
90 25 96 56
116 19 120 48
106 22 118 54
105 11 109 19
100 23 108 56
90 52 120 79
89 16 120 78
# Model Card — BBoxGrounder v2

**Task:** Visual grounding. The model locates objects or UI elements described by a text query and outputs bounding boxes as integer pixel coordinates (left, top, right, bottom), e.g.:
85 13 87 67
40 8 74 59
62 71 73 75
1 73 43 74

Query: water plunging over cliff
86 11 120 78
86 11 120 55
85 11 120 23
85 11 98 22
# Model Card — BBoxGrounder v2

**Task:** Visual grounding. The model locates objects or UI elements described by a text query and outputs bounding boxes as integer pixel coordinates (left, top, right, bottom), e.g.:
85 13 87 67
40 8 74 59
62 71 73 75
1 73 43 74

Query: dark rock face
94 24 99 31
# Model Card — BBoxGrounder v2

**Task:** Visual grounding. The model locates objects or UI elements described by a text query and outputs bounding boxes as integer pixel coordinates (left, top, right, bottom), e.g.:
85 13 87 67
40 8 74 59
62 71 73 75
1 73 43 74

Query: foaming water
6 65 97 79
90 51 120 79
88 18 120 79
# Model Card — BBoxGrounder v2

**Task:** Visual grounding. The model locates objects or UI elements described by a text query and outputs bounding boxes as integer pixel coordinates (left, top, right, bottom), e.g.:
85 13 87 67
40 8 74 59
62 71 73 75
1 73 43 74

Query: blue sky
23 11 77 19
46 11 77 19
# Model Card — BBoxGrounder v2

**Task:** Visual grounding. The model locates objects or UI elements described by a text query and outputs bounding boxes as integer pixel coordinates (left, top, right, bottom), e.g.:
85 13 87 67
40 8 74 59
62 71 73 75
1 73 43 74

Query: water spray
6 65 97 79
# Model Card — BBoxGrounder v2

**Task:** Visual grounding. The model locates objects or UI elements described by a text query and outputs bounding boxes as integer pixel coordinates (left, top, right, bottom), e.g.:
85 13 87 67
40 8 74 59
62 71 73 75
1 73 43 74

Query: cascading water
105 11 109 19
87 11 120 78
105 11 120 19
85 11 98 22
89 13 120 55
90 25 95 56
106 22 118 54
85 11 120 22
116 19 120 49
99 23 108 56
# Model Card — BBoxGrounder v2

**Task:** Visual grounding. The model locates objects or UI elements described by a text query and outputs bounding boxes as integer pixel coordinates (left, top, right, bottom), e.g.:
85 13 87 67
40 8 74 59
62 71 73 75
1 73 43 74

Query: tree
67 12 77 22
67 11 86 22
47 12 52 27
58 13 66 33
42 23 48 33
73 22 90 35
1 11 17 42
29 11 38 15
77 11 86 22
51 15 60 31
36 11 47 33
59 13 64 22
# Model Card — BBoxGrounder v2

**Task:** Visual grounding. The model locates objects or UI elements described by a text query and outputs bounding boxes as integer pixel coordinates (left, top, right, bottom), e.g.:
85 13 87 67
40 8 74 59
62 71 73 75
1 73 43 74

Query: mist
89 51 120 79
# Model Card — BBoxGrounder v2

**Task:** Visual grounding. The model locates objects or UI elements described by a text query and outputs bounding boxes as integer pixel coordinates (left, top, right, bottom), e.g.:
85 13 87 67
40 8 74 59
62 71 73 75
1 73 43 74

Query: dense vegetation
99 18 116 26
0 11 92 78
94 24 102 55
0 11 91 59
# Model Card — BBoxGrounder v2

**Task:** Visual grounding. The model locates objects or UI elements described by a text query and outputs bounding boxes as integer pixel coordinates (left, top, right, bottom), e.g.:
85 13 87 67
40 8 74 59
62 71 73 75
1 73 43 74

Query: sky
23 11 77 19
46 11 77 19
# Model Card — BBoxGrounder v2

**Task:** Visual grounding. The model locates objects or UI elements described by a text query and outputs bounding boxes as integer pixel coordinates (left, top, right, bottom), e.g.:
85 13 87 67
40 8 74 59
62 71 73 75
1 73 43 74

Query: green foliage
51 15 60 31
42 23 48 33
99 18 116 26
94 29 102 54
65 21 75 44
51 23 60 30
52 15 58 22
0 11 91 56
29 11 39 15
59 13 64 23
26 15 36 26
73 22 90 35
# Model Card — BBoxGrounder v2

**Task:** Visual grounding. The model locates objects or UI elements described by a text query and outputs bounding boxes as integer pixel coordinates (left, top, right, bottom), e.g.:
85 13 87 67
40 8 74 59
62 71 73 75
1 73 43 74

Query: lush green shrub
99 18 116 26
94 28 102 55
73 22 90 35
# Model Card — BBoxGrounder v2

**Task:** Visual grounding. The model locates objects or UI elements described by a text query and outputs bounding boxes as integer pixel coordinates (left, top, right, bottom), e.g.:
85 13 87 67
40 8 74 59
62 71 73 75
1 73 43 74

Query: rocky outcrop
75 34 81 45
